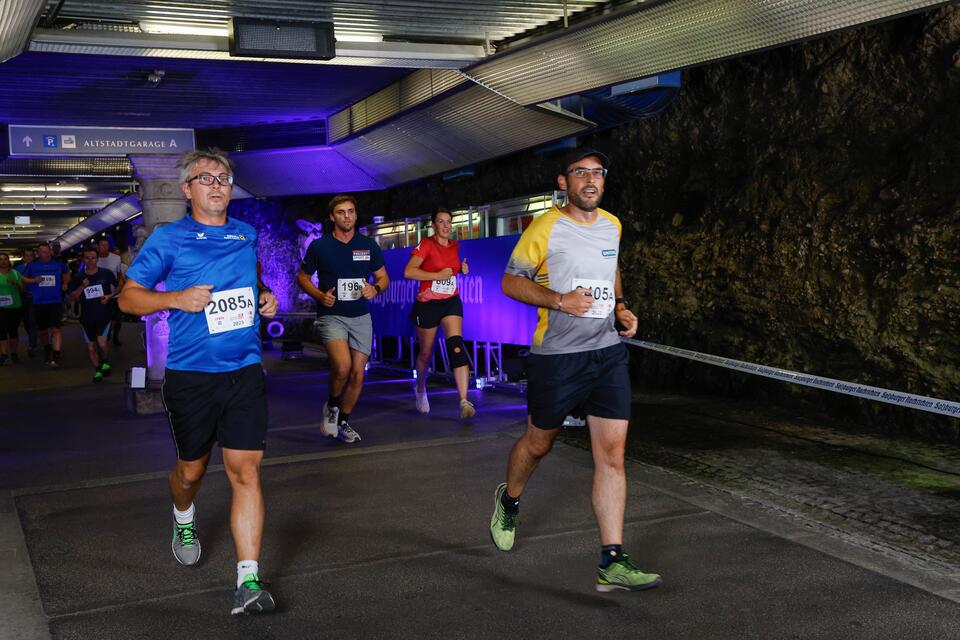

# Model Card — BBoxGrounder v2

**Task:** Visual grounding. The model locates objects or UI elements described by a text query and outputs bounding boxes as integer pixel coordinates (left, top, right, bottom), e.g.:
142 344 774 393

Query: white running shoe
337 422 361 443
459 399 476 419
321 402 339 437
415 388 430 414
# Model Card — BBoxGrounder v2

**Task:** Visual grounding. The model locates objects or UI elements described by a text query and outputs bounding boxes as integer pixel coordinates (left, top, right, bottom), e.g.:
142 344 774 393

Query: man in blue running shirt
120 148 279 615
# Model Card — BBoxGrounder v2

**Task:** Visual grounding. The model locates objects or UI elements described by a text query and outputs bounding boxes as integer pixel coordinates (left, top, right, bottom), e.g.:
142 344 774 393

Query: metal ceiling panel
231 146 384 196
56 193 141 250
0 0 45 63
330 69 466 143
465 0 952 105
41 0 607 42
336 84 592 186
0 52 410 128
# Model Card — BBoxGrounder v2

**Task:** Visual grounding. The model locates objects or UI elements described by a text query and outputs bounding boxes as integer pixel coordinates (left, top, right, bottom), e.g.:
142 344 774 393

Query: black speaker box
228 18 336 60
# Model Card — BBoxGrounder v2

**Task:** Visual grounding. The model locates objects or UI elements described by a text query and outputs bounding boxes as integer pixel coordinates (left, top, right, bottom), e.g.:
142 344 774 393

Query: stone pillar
126 155 186 414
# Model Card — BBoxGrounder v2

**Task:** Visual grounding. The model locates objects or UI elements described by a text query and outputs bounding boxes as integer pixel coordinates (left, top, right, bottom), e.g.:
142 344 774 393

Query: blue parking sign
43 135 58 148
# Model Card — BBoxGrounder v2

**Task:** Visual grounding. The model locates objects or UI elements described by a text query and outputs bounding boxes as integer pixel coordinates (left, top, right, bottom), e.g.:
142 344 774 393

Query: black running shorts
410 296 463 329
161 364 268 460
525 342 631 430
34 303 62 330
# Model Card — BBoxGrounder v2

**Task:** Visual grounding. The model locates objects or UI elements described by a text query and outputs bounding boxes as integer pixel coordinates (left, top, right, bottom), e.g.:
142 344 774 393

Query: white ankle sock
237 560 259 587
173 503 194 525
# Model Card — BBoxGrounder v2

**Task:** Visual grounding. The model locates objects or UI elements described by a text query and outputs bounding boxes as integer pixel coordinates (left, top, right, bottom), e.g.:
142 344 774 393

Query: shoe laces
241 574 269 591
499 509 518 531
340 423 357 437
608 553 639 571
175 522 197 546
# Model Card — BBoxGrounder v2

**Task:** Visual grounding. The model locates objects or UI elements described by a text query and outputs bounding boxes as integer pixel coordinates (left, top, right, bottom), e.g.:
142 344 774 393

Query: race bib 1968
431 276 457 296
337 278 366 301
571 278 615 319
84 284 104 300
205 287 255 335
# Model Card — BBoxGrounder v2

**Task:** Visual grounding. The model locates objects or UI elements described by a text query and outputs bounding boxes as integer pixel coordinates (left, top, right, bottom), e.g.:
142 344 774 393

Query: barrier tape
622 338 960 419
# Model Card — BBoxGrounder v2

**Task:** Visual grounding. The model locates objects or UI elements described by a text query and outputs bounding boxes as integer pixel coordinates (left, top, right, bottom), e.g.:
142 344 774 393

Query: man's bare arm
501 273 593 316
118 279 212 315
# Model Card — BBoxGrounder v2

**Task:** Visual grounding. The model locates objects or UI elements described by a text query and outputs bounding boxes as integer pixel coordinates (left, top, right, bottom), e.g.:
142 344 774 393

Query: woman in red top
403 208 475 419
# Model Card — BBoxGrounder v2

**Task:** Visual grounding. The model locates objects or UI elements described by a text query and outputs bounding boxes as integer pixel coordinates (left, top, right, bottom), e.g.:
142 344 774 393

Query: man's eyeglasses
186 173 234 187
566 167 608 179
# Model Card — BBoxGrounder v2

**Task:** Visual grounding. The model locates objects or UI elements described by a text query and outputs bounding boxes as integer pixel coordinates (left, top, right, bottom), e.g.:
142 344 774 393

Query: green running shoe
489 483 518 551
92 371 103 383
100 362 112 377
172 517 201 566
596 554 662 592
231 574 276 615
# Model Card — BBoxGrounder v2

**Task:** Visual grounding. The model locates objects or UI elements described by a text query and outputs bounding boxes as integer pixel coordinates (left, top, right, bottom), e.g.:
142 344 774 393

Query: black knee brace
446 335 469 369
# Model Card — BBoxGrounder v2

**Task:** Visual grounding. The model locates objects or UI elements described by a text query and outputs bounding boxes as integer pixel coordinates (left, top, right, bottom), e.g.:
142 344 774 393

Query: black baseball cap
558 149 610 175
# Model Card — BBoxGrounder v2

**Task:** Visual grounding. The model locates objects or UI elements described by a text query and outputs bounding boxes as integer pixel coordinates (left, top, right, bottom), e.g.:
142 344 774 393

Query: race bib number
39 275 56 287
571 278 615 319
0 295 13 308
431 276 457 296
205 287 255 335
338 278 366 301
84 284 104 300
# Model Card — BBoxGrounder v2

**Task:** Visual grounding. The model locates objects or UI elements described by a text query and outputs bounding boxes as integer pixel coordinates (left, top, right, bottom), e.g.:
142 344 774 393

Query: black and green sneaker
596 554 662 592
99 362 112 377
92 370 104 383
232 574 276 615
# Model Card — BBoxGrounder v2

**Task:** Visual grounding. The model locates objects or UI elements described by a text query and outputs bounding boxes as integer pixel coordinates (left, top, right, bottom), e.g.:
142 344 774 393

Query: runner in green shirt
0 252 24 365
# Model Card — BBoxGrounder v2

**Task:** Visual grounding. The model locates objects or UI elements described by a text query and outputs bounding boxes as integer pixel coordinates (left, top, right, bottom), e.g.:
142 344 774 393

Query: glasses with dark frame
566 167 608 179
186 173 234 187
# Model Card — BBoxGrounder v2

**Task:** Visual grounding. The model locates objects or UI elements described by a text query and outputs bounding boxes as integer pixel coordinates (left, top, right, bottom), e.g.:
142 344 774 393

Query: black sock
600 544 624 568
329 395 341 409
500 489 520 515
52 350 61 361
338 412 351 425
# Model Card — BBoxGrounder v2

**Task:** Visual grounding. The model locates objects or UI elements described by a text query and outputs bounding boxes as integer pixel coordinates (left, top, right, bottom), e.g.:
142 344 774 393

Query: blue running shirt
22 258 68 304
126 216 261 372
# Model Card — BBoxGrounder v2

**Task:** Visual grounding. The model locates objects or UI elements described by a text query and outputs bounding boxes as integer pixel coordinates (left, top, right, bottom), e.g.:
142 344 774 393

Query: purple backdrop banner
369 235 537 345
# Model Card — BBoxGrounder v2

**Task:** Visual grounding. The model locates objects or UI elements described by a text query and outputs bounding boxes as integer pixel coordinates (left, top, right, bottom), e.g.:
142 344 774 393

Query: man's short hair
328 194 357 216
97 237 110 245
432 207 452 225
21 248 33 257
36 242 50 251
0 252 8 260
177 148 234 184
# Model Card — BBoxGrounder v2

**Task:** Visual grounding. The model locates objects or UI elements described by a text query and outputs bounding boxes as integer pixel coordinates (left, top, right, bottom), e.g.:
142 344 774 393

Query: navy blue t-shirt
301 233 384 318
126 216 261 373
68 268 117 324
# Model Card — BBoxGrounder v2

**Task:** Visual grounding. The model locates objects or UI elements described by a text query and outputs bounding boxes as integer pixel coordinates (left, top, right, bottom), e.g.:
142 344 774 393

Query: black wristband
615 297 625 305
373 283 382 294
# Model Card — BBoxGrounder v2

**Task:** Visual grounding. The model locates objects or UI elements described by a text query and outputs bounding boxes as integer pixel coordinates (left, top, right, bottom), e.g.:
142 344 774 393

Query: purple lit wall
370 235 537 345
230 199 305 313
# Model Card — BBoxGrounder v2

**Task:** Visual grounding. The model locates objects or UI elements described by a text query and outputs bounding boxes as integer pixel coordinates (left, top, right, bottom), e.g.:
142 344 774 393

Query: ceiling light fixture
139 21 229 37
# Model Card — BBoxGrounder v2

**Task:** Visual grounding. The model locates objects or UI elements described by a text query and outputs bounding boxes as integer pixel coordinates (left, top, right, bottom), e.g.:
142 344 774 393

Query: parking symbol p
43 135 58 148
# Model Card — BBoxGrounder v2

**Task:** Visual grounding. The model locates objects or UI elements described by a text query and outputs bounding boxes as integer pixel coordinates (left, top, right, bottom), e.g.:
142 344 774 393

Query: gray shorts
314 313 373 355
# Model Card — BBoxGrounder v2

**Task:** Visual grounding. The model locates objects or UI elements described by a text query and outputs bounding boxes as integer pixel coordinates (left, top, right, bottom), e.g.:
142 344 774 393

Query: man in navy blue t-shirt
120 148 279 616
67 246 118 382
297 194 389 444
